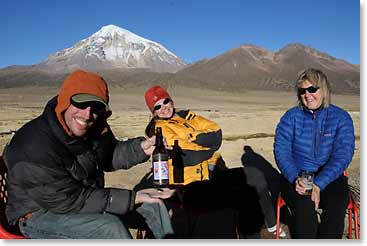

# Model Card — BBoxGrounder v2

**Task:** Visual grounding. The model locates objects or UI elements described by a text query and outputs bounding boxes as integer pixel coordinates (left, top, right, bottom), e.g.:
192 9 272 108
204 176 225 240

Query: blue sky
0 0 361 68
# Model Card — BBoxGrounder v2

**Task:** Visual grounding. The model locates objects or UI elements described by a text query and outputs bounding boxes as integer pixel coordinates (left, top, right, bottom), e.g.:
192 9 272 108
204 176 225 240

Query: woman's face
153 98 174 119
298 80 323 110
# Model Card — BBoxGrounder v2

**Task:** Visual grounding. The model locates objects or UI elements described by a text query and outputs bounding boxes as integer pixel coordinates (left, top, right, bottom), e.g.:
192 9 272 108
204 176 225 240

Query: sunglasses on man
297 86 319 95
153 98 171 111
70 99 107 116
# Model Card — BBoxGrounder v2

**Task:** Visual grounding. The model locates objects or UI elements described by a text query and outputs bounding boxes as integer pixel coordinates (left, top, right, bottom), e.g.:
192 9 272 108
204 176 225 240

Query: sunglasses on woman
297 86 319 95
70 99 106 116
153 98 171 111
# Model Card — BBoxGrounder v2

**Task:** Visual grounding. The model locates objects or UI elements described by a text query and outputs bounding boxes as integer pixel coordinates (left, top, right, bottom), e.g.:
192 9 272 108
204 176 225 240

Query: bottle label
153 161 169 180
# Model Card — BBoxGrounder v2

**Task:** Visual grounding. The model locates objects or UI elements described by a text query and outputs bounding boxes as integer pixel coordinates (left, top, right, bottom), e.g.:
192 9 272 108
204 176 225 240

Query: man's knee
95 214 132 238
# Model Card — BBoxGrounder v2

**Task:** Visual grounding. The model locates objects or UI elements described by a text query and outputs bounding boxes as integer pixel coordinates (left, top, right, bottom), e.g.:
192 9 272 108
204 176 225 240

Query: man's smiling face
64 104 98 137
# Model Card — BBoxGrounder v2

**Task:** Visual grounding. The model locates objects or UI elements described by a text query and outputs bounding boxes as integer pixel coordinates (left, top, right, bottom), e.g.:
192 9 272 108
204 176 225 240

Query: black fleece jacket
5 97 149 225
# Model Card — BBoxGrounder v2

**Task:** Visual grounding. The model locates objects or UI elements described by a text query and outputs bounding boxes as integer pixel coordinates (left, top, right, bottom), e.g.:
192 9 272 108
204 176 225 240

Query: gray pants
19 202 173 239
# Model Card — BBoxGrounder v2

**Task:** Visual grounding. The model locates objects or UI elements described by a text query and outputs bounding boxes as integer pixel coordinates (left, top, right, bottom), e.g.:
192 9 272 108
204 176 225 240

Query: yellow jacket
147 110 222 185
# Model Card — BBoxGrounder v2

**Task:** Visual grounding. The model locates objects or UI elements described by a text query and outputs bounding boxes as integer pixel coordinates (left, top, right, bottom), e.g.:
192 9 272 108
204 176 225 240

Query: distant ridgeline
0 25 359 94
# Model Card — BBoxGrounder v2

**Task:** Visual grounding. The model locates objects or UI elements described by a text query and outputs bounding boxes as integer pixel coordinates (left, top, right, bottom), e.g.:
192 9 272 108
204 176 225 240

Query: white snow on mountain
42 25 186 73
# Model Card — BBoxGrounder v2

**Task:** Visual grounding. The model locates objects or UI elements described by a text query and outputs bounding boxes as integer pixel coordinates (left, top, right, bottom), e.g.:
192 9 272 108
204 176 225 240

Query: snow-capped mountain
40 25 186 73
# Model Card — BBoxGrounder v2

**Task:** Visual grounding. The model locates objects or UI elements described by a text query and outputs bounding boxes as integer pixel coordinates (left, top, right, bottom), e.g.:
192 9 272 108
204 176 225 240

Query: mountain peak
240 44 263 49
41 24 186 73
177 42 359 94
278 43 337 61
91 24 153 45
96 24 132 36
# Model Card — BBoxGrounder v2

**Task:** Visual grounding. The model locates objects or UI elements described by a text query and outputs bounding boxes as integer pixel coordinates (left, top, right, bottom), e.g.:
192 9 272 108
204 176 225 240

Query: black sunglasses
153 98 171 111
297 86 319 95
70 99 106 115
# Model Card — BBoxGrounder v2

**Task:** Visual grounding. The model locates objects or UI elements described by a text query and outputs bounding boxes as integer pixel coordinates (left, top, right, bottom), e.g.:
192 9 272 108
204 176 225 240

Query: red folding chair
276 171 360 239
0 156 25 239
344 171 359 239
275 194 286 239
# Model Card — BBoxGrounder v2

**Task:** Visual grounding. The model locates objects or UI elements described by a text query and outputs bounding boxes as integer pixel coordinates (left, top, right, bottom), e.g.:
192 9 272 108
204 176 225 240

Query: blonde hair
296 68 331 108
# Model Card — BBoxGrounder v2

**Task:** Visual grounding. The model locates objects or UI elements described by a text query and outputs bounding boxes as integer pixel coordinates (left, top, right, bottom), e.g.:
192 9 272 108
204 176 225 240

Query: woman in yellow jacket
144 86 243 238
143 85 285 238
144 85 222 186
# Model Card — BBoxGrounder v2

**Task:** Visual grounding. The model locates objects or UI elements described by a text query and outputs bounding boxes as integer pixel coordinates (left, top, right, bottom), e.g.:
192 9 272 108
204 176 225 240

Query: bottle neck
155 127 163 147
156 137 164 148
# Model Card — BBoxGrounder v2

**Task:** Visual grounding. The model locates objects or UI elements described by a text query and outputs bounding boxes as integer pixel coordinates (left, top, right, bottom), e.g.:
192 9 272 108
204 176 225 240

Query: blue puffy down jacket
274 104 355 190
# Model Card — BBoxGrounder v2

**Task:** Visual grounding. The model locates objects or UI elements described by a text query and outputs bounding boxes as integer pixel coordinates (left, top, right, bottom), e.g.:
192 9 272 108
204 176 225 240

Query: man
4 70 174 239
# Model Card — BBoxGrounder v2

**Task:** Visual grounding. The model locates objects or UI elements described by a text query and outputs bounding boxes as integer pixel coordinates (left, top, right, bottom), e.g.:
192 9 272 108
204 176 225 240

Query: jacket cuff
287 173 298 184
129 191 136 211
314 180 325 191
104 188 135 215
135 137 151 160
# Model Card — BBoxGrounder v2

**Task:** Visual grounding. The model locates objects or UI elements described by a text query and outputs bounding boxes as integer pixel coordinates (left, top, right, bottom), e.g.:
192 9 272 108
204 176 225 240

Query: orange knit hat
144 85 171 112
55 70 110 136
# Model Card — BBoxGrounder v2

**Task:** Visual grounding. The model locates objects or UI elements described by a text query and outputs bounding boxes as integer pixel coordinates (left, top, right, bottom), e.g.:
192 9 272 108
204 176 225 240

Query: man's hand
311 184 321 210
141 135 173 155
141 136 156 155
135 188 176 204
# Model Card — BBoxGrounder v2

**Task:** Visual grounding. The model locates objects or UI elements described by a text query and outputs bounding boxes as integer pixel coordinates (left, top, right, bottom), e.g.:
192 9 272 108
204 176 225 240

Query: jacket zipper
312 113 317 159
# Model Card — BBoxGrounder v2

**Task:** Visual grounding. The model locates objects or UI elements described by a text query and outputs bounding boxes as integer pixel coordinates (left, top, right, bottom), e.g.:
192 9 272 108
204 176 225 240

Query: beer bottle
152 127 169 187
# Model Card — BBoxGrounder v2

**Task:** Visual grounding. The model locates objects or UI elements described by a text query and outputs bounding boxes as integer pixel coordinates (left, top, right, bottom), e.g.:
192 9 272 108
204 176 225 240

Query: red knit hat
144 85 171 111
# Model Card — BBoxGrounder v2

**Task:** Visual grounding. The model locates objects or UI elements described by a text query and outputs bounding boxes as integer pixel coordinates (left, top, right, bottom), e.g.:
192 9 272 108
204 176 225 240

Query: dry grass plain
0 85 360 238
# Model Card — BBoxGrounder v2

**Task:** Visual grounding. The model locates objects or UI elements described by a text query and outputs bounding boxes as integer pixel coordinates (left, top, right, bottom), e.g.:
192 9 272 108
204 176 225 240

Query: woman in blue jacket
274 68 355 238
